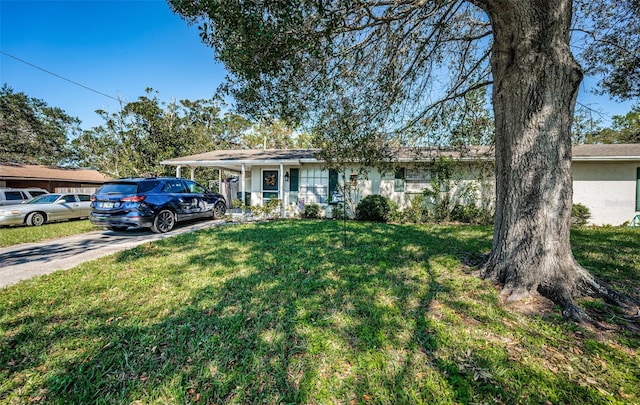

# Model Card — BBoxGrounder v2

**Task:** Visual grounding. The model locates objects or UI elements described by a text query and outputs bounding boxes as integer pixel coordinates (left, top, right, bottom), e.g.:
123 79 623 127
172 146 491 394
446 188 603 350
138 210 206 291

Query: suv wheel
27 212 46 226
151 209 175 233
213 201 226 219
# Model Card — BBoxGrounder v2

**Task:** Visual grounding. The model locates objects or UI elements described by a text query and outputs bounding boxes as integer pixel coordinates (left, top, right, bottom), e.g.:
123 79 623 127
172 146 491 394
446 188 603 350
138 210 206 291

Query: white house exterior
161 144 640 226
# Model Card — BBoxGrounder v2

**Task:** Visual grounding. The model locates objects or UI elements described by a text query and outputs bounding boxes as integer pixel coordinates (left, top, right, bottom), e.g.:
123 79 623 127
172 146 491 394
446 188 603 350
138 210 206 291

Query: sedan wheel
151 209 175 233
27 212 46 226
213 201 226 219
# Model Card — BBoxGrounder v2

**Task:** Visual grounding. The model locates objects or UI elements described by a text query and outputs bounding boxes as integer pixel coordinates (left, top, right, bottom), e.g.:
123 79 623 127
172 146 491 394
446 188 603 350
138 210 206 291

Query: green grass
1 221 638 404
0 220 99 247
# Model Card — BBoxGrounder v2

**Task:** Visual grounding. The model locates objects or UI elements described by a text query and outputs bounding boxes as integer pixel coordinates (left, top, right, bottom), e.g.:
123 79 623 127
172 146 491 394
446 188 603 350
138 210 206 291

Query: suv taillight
90 195 96 202
121 195 146 202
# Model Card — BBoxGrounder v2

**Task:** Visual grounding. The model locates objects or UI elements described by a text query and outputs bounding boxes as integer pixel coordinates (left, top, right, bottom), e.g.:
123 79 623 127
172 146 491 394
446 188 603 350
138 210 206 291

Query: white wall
572 162 639 226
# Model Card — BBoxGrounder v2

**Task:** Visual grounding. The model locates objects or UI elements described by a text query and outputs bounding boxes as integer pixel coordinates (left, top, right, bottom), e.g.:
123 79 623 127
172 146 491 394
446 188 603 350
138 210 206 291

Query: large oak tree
169 0 639 319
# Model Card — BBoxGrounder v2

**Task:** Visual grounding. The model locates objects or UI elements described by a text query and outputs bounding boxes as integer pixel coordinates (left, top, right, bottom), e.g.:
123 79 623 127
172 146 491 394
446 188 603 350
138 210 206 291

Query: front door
262 170 279 201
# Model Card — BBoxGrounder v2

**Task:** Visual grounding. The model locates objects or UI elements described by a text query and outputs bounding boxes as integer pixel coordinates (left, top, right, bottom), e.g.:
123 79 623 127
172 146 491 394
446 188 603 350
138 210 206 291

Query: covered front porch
160 149 322 217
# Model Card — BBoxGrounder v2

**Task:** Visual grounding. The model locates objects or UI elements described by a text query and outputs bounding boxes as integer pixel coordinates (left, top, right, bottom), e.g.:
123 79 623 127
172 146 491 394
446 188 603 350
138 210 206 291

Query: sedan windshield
25 194 61 204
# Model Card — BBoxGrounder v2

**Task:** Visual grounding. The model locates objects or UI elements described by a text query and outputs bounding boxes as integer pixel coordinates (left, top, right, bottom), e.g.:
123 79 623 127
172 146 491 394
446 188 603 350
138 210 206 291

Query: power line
0 50 120 102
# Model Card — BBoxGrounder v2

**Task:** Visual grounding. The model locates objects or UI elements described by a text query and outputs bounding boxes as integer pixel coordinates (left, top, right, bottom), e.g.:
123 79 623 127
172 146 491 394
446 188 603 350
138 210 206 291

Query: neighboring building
161 144 640 226
0 163 111 194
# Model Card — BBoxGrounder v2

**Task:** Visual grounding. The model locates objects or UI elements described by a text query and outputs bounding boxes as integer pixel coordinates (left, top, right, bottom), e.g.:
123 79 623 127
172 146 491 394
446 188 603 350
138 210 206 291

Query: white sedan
0 193 92 227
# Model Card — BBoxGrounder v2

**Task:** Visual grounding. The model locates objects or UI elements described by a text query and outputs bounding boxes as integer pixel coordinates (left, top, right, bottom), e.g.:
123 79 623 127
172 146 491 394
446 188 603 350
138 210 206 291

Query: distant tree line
1 84 638 177
572 105 640 144
0 85 312 177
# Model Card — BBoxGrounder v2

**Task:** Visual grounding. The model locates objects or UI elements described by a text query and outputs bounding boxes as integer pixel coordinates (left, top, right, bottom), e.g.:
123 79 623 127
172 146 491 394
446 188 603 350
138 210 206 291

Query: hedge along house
160 144 640 226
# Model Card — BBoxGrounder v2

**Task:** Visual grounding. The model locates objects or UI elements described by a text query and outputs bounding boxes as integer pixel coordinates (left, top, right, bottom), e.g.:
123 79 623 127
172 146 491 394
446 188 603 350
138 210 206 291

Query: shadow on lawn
2 221 636 403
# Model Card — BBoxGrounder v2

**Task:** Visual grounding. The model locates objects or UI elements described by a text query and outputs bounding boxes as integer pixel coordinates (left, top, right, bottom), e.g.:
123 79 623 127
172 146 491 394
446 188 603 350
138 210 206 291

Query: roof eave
573 156 640 161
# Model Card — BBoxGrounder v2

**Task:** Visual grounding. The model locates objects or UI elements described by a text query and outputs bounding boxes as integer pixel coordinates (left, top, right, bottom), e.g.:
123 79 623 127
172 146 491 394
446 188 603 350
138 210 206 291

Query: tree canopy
70 89 310 178
170 0 638 153
0 84 80 165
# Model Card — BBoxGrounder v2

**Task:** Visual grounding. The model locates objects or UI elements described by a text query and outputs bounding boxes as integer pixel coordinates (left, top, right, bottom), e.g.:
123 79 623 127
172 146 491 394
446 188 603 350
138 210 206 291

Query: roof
571 144 640 160
161 144 640 171
0 163 111 183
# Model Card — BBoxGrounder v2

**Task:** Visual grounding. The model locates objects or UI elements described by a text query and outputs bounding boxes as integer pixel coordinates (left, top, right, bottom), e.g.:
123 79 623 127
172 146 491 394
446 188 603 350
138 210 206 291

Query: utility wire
0 50 120 102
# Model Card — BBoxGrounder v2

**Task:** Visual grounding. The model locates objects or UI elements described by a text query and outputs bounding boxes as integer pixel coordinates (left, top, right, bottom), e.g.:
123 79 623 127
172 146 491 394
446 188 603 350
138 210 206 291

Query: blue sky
1 0 226 129
0 0 635 132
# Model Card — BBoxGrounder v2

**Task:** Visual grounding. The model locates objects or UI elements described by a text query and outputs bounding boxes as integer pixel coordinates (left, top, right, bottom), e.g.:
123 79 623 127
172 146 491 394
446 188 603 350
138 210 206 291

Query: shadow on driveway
0 219 227 288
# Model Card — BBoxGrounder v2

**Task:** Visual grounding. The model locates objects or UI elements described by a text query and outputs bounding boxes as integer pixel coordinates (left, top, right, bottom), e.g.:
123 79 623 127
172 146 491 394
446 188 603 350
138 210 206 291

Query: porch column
176 165 181 178
279 163 285 217
241 164 246 214
218 169 222 193
190 167 195 181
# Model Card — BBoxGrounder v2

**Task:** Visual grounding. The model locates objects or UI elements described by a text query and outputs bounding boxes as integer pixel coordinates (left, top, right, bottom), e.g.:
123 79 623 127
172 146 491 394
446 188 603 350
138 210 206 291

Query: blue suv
90 177 226 233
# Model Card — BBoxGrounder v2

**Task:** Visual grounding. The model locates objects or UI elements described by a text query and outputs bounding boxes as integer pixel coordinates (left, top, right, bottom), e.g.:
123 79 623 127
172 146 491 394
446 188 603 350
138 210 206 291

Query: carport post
190 167 195 181
279 163 285 217
176 165 181 178
241 164 246 214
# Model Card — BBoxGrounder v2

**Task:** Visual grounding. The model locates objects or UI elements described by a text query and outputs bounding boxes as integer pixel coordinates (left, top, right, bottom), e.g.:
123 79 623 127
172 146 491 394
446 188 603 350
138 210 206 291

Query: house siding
243 161 637 225
572 161 640 225
164 147 638 225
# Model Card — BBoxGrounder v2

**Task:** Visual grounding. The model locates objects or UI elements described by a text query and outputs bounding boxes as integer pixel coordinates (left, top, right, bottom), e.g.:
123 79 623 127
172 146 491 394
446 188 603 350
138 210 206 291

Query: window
61 195 76 203
185 180 205 193
162 180 187 194
5 191 24 201
405 167 431 193
78 195 91 202
405 168 431 181
299 168 329 204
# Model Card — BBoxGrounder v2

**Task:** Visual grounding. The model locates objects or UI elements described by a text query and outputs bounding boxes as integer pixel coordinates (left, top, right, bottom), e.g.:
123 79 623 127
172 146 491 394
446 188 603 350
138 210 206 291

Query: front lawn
0 220 99 247
1 221 638 404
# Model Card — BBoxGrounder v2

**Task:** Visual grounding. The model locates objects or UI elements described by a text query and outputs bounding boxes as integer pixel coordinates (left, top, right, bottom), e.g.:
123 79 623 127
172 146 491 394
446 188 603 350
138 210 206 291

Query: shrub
302 203 322 219
231 199 245 209
331 202 354 220
392 194 428 224
571 203 591 227
253 199 282 219
355 195 392 223
451 204 486 224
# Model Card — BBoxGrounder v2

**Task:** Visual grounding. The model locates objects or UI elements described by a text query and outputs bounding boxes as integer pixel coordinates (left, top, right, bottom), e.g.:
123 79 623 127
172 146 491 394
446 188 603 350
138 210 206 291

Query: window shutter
329 169 339 194
636 167 640 212
290 168 299 192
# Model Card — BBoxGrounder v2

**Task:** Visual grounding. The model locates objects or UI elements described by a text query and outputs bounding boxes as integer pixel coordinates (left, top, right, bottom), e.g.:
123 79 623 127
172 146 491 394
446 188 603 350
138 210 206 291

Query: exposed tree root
576 267 640 316
481 258 640 327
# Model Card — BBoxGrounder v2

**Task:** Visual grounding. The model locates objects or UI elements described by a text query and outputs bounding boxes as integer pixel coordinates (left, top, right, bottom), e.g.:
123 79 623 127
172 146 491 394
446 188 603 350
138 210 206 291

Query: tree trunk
479 0 588 317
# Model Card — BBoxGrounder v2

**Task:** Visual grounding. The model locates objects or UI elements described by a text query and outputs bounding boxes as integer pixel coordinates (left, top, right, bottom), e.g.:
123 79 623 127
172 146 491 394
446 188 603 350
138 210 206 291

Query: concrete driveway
0 219 229 288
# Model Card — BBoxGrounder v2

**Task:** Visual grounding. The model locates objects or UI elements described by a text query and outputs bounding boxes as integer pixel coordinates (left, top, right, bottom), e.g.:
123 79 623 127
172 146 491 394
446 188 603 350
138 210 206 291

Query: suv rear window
5 191 24 200
98 181 159 195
